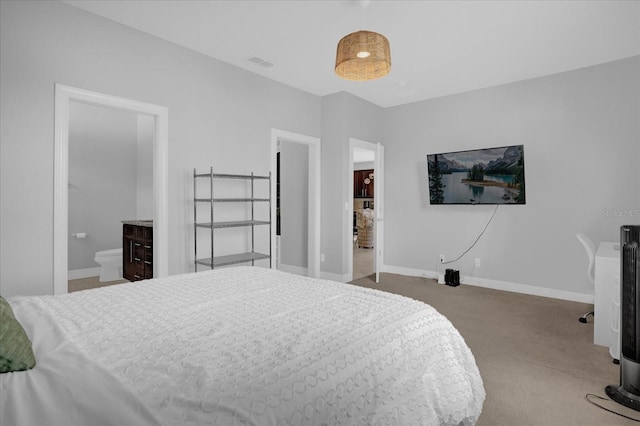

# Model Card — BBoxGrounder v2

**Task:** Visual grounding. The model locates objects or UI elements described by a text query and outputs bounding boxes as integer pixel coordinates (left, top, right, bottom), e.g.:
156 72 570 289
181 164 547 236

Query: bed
1 266 484 425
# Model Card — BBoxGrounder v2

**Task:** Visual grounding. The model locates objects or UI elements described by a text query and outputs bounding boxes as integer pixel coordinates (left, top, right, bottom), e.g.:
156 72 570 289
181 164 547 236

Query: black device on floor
445 269 460 287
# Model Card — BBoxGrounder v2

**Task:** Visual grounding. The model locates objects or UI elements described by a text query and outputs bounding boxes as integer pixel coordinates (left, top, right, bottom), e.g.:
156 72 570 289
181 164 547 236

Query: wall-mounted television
427 145 526 205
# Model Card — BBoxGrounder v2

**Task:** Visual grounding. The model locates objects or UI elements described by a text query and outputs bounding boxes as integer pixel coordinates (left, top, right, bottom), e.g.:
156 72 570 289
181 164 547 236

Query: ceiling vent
247 56 274 68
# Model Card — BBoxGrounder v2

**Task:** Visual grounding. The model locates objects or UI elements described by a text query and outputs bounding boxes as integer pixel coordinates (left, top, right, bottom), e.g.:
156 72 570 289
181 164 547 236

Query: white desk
593 241 620 347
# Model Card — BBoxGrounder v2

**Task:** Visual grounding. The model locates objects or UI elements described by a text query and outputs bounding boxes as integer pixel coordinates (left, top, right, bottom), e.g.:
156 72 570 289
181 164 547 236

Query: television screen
427 145 525 205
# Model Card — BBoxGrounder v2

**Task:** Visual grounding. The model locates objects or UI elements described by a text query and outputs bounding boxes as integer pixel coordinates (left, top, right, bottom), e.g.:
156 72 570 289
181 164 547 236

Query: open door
374 143 384 284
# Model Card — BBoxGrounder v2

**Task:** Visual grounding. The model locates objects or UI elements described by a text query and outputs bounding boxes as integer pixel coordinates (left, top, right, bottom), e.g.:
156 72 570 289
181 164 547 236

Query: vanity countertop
122 220 153 227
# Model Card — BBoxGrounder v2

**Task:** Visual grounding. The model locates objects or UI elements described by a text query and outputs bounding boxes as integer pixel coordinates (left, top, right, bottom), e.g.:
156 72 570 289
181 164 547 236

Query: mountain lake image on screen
427 145 526 205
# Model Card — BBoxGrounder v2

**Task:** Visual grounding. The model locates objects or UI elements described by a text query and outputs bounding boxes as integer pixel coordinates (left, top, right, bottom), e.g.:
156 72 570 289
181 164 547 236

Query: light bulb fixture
335 30 391 81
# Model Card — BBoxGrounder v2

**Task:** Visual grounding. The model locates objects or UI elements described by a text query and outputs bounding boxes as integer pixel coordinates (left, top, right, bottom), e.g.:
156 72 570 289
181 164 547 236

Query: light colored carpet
349 273 640 426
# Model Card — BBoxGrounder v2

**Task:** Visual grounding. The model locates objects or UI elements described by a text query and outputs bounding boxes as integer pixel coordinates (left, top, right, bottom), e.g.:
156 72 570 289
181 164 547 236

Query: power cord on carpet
585 393 640 422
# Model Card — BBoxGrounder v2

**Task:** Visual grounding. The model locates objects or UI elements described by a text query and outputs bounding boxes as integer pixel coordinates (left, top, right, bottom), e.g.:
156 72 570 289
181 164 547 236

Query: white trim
67 267 101 280
382 264 594 304
374 142 384 284
54 84 169 295
270 129 321 278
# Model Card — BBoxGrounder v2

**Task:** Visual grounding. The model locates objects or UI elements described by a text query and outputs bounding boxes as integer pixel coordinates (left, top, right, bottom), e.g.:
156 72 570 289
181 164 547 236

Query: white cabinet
594 242 621 350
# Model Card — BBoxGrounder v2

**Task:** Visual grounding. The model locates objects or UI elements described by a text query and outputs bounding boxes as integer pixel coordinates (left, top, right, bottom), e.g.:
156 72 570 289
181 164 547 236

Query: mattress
1 267 485 425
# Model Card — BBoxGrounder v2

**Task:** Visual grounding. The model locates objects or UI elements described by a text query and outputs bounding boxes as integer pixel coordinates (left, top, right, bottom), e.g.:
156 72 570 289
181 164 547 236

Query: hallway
352 244 374 281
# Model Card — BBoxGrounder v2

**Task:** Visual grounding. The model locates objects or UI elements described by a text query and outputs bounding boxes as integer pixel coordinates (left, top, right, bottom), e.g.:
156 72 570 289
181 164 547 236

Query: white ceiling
62 0 640 108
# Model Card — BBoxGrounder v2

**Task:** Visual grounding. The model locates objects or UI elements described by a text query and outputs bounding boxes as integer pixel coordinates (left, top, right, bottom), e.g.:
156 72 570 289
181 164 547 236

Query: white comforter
1 267 484 425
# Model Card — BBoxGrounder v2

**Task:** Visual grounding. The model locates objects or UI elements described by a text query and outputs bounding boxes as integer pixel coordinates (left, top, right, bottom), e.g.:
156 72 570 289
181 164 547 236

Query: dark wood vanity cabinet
123 223 153 282
354 169 374 198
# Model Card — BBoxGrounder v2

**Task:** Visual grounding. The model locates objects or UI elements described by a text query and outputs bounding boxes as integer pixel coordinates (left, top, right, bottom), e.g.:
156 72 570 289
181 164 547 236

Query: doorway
270 129 321 278
67 102 153 292
277 141 309 275
54 84 169 295
348 138 384 283
352 147 376 281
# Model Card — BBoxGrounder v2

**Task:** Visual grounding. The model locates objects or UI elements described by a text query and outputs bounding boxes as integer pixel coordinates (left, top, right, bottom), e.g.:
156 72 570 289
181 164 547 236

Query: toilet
94 248 123 282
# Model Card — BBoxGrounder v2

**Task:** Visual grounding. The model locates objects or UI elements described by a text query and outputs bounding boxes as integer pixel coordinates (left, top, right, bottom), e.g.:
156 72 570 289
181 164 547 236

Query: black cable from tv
441 204 500 266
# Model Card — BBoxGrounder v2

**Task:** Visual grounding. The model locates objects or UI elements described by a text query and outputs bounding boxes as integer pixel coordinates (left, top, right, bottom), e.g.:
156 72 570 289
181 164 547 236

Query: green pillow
0 296 36 373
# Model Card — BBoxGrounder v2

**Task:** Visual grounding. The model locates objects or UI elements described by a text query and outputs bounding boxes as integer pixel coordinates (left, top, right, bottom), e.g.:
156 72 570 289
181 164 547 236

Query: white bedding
1 267 484 425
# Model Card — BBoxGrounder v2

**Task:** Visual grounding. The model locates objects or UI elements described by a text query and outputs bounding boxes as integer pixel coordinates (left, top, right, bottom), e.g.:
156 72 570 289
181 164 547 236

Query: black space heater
605 225 640 412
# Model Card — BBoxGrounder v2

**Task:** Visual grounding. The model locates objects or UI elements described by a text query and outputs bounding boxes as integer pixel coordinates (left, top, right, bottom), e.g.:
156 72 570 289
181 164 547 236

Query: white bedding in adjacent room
1 267 484 425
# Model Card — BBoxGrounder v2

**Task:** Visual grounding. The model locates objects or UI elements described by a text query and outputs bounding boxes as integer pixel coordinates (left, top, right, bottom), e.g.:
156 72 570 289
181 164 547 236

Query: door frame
270 129 321 278
54 84 169 295
348 138 384 283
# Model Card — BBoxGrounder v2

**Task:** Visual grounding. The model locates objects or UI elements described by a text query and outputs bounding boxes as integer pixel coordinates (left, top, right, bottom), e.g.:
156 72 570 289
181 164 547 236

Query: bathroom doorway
67 102 153 292
54 84 168 295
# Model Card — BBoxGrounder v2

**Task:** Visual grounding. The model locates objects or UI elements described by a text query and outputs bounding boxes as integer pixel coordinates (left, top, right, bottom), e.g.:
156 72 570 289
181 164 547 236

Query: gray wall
279 142 308 269
1 1 637 300
68 102 139 271
320 92 384 278
136 114 154 220
0 1 320 296
383 56 640 296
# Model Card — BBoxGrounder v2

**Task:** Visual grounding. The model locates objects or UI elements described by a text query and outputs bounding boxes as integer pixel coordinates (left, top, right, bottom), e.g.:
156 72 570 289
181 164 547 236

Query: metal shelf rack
194 168 271 271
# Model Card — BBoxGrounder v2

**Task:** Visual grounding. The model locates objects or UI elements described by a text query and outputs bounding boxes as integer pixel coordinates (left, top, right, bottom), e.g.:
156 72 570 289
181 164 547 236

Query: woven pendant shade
335 30 391 81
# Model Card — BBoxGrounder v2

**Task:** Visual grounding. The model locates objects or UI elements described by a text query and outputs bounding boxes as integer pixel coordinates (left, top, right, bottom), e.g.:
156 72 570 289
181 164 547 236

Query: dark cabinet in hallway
354 169 374 199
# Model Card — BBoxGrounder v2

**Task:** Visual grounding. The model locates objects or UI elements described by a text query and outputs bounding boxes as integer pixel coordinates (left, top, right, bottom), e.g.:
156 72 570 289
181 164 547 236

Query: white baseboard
382 264 593 304
68 267 101 280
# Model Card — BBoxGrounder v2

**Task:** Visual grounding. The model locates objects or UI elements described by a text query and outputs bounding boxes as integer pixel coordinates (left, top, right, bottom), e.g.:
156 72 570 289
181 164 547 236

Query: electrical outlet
320 253 325 262
475 257 481 267
439 254 445 263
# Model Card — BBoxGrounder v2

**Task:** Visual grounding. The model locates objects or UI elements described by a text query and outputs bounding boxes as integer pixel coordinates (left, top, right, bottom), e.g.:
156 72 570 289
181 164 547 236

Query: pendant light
335 2 391 81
